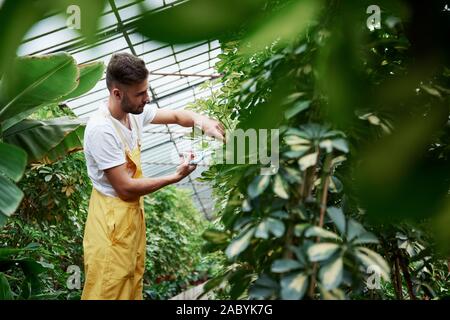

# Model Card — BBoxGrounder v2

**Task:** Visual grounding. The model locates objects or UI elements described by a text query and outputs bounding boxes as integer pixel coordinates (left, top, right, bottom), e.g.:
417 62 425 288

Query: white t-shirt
84 101 157 197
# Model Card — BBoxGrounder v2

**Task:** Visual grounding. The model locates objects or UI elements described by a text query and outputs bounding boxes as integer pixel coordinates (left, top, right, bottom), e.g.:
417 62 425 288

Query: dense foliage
183 1 450 299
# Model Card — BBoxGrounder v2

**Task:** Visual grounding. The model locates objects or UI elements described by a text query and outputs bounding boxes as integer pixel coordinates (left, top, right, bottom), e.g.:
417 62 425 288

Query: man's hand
174 152 197 182
199 117 225 142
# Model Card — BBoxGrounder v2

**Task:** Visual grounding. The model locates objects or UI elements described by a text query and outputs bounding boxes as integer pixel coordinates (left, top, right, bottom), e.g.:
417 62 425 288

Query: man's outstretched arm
104 153 196 202
151 109 225 142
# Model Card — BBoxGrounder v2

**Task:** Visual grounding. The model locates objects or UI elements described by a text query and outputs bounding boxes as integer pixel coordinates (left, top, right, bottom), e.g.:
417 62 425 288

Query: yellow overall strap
130 114 141 146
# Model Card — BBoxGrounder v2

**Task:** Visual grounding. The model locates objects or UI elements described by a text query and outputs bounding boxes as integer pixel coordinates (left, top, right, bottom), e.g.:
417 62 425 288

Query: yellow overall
81 113 146 300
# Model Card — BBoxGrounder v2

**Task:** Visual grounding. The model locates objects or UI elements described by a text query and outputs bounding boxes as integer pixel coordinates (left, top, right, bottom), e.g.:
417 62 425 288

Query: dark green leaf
247 175 271 199
280 272 308 300
0 142 27 182
319 256 343 290
271 259 303 273
327 207 346 236
307 243 340 262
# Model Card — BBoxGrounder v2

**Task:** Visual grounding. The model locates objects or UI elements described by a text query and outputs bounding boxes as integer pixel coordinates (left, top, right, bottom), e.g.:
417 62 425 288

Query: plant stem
308 153 333 299
394 255 404 299
398 255 416 300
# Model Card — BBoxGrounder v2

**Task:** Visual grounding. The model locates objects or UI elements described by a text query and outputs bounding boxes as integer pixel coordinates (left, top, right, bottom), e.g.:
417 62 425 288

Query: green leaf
329 176 343 193
4 117 85 164
332 138 349 153
280 272 308 300
307 243 340 262
249 274 278 299
421 84 442 98
327 207 346 236
267 218 285 238
319 139 334 153
0 0 50 75
225 227 255 259
202 229 229 244
284 135 309 146
346 219 367 242
0 273 14 300
285 101 311 119
255 218 285 238
353 232 379 245
247 175 271 199
304 226 340 241
136 0 266 43
64 0 107 43
319 256 343 290
271 259 303 273
0 174 24 218
0 53 78 123
356 247 390 281
61 61 105 100
294 223 311 237
0 142 27 182
241 0 320 54
255 220 269 239
273 174 289 199
298 152 318 170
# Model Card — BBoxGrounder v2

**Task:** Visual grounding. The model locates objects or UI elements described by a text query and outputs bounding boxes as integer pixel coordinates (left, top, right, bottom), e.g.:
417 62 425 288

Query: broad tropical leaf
60 61 105 101
0 142 27 224
0 52 78 123
3 117 85 164
136 0 266 43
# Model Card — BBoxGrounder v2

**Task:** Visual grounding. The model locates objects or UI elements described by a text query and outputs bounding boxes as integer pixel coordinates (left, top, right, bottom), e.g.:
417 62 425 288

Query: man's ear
112 87 123 100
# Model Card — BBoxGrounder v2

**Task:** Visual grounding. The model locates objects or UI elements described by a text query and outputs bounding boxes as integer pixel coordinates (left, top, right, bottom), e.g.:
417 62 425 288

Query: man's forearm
174 110 206 127
121 174 180 201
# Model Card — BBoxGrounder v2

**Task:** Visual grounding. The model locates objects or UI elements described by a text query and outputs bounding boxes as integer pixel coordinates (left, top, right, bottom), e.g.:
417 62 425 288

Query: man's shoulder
84 114 117 146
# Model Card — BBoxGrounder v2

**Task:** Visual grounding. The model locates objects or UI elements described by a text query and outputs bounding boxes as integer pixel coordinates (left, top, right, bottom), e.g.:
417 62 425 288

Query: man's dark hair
106 52 149 90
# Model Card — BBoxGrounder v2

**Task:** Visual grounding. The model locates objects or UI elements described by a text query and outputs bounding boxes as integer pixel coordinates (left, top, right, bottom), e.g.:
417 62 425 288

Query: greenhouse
0 0 449 303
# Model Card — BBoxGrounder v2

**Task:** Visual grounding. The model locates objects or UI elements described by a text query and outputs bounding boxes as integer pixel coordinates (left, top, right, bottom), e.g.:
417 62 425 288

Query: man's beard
121 94 145 115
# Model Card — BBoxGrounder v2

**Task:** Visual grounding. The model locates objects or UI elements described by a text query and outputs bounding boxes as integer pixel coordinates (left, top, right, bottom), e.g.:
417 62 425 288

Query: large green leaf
0 0 51 75
136 0 266 43
61 0 107 43
3 117 85 164
0 142 26 224
60 61 105 101
0 52 78 123
0 0 106 75
241 0 320 54
0 174 24 219
2 61 104 131
0 142 27 182
0 243 40 259
0 273 14 300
